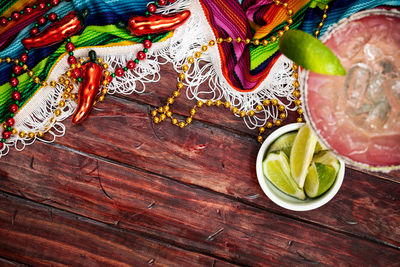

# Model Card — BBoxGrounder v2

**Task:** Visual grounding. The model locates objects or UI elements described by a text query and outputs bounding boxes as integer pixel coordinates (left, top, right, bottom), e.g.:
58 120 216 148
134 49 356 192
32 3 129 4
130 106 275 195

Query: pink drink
304 9 400 170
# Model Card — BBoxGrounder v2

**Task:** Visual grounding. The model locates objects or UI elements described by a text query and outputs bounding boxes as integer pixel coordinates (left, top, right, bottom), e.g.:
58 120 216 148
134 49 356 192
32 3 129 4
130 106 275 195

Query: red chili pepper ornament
127 10 191 36
21 9 89 49
71 50 103 124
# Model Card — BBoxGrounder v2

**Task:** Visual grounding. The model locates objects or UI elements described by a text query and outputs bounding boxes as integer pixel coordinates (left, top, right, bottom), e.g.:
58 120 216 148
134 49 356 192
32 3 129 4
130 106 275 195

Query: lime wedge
279 29 346 76
267 131 297 158
290 124 318 188
304 162 337 198
313 150 340 173
263 151 306 200
314 141 325 154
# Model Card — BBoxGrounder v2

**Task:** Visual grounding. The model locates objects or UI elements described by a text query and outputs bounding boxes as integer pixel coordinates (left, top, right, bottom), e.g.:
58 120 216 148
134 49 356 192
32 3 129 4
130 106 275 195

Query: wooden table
0 63 399 266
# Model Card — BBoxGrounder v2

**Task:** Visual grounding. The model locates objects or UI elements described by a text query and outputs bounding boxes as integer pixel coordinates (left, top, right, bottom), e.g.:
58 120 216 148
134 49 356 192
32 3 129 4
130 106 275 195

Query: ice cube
366 73 385 104
364 44 383 61
365 98 391 129
344 63 371 108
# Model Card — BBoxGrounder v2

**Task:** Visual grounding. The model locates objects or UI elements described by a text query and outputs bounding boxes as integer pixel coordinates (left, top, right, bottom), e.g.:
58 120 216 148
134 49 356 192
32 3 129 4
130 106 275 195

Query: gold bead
292 64 298 71
2 123 6 130
248 110 255 117
59 100 66 108
215 100 222 107
297 108 303 114
270 36 277 42
151 110 158 117
293 90 300 98
201 45 208 51
206 100 213 107
275 120 282 126
173 90 180 97
12 128 18 135
266 122 273 128
209 40 216 46
65 87 72 93
71 94 77 100
23 64 28 70
160 114 166 121
190 108 196 116
37 131 44 138
226 36 233 43
54 109 61 117
257 135 263 143
166 111 172 117
297 117 303 123
182 65 189 72
263 99 270 106
58 77 65 83
104 70 110 77
164 105 170 111
235 37 242 43
71 63 77 69
271 99 278 106
167 98 174 104
158 107 164 113
277 30 284 37
79 58 84 63
50 81 57 87
172 118 178 125
179 122 186 128
279 113 286 119
315 30 320 36
323 14 327 19
293 72 298 79
244 38 251 44
102 80 109 86
319 22 324 28
102 88 108 95
287 18 293 25
103 63 108 69
256 105 263 111
66 71 72 77
34 77 40 83
224 102 231 108
283 2 288 7
186 117 192 124
232 107 239 114
50 117 56 123
153 117 160 124
217 38 224 43
259 127 265 134
5 57 11 63
253 39 260 45
294 99 301 106
62 93 70 99
28 132 35 139
275 0 280 5
19 131 26 138
288 9 293 15
239 110 246 117
179 73 185 81
325 5 329 9
176 83 184 90
41 81 48 87
194 52 201 58
187 57 194 64
0 58 3 63
28 71 34 77
262 39 269 46
97 58 102 64
98 95 105 102
278 105 285 112
196 100 203 108
64 79 70 86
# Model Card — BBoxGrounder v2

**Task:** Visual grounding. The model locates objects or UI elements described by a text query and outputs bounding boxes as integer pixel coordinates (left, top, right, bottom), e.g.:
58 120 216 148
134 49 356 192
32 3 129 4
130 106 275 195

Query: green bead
111 73 116 78
134 59 139 64
11 73 15 77
20 10 24 15
33 4 37 8
34 23 38 27
123 67 128 71
67 38 71 42
47 3 51 7
1 139 6 143
143 48 148 53
25 50 29 54
9 113 14 118
145 11 150 16
7 127 12 131
69 52 74 56
45 14 48 19
77 77 82 82
8 17 12 21
57 16 60 20
15 101 20 105
19 62 24 67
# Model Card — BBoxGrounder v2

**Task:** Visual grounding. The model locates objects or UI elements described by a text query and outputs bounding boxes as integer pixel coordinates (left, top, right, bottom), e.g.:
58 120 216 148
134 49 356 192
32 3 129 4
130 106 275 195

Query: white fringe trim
0 0 297 157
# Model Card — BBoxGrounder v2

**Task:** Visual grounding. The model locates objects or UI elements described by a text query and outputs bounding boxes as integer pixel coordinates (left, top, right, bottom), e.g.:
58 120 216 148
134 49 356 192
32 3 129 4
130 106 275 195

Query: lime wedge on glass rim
263 151 306 200
290 124 318 188
279 29 346 76
304 162 337 198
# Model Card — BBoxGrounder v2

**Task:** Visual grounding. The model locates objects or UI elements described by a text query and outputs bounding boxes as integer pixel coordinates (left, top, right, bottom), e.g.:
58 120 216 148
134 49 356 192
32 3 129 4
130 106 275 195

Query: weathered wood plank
0 192 233 267
46 95 400 248
0 257 28 267
0 141 399 266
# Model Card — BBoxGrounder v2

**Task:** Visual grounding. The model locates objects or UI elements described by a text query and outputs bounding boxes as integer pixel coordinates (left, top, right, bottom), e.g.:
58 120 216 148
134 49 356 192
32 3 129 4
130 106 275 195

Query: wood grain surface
0 63 399 266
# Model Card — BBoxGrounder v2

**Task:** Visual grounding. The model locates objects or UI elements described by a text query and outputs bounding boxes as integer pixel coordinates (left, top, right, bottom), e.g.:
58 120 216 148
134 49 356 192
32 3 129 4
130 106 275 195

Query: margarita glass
303 9 400 172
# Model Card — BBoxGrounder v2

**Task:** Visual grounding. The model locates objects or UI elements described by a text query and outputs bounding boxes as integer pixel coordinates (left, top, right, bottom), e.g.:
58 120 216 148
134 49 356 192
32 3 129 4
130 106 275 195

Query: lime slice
313 150 340 173
263 151 306 200
290 124 318 188
279 29 346 76
304 162 337 198
267 131 297 157
314 141 327 154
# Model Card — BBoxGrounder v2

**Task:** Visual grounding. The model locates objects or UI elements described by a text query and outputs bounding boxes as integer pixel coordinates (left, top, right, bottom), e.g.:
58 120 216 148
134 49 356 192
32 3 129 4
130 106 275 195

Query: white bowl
256 123 345 211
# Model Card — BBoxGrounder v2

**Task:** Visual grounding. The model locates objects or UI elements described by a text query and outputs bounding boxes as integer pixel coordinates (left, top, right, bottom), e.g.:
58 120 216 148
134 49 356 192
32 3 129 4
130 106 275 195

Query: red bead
19 53 28 63
65 42 75 52
67 55 77 65
0 142 3 150
39 2 46 10
0 17 7 26
158 0 167 6
127 60 136 70
137 51 146 60
51 0 59 6
2 131 11 139
25 6 33 15
37 16 46 25
12 11 20 21
115 67 124 77
30 27 39 36
13 64 23 75
143 39 152 49
9 104 18 113
71 68 82 78
169 0 176 2
10 77 19 87
147 4 157 13
12 91 21 100
107 76 113 83
48 12 57 22
6 118 15 127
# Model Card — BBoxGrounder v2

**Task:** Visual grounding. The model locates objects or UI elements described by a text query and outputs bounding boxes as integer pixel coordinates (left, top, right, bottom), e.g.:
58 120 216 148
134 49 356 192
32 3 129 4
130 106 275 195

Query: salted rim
302 8 400 173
